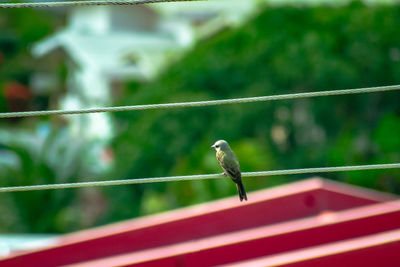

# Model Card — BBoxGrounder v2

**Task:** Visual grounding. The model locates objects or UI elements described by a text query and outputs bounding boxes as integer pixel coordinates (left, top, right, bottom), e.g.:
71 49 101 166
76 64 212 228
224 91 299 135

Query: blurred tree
0 1 400 233
109 1 400 222
0 9 62 118
0 129 92 232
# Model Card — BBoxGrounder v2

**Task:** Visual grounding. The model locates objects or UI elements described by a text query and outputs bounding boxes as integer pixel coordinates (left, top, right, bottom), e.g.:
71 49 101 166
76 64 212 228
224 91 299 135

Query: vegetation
0 1 399 233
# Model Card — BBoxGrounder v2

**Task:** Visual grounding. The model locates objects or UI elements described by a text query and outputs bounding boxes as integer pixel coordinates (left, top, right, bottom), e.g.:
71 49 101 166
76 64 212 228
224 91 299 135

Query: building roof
0 178 397 266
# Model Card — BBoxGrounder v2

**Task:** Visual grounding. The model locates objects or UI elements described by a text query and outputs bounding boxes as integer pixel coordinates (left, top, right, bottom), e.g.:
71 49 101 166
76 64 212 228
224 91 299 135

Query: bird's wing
217 151 241 181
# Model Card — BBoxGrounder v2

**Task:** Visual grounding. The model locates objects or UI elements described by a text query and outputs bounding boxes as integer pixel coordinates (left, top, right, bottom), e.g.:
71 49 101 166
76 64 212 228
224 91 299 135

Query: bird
211 140 247 201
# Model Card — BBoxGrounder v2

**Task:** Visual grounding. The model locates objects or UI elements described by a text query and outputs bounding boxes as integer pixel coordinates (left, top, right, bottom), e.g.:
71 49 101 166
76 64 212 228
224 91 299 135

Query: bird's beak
211 145 215 148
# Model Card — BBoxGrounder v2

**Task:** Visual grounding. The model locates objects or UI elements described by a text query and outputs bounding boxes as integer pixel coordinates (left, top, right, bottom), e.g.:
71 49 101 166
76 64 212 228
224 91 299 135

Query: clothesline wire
0 0 203 8
0 162 399 193
0 84 399 118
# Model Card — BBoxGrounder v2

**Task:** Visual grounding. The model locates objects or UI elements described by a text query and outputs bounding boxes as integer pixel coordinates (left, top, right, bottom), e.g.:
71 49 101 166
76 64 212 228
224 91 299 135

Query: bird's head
211 140 230 152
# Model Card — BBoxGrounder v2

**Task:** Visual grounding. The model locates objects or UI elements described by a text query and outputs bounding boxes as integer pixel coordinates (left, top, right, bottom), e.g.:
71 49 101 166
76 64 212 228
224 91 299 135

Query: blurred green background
0 1 399 233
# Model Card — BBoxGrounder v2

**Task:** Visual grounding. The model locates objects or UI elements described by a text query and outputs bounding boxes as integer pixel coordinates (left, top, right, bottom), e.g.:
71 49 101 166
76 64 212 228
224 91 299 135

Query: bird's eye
215 145 219 148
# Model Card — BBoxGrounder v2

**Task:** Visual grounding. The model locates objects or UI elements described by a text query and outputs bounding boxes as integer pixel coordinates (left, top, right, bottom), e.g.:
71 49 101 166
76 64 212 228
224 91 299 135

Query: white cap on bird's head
211 140 230 151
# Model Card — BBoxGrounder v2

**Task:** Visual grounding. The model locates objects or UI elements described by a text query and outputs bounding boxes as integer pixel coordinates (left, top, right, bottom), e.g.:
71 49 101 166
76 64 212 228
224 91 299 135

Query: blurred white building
33 0 260 139
31 0 261 169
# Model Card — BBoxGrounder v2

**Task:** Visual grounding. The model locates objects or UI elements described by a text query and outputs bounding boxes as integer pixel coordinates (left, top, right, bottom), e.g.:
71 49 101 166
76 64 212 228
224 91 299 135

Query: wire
0 0 202 8
0 84 399 118
0 163 399 193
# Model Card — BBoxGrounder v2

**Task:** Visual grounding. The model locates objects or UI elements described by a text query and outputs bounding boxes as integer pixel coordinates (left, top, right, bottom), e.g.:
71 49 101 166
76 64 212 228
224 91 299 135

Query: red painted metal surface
66 201 400 267
224 229 400 267
0 178 396 267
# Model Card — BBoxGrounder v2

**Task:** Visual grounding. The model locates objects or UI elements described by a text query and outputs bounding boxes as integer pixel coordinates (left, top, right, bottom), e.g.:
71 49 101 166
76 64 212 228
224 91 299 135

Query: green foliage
0 129 87 232
374 114 400 153
0 9 62 116
109 1 400 220
1 2 400 233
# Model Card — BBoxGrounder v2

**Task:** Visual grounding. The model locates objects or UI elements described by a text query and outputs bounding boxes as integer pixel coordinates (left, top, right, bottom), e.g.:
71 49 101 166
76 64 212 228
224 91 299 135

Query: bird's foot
222 172 228 177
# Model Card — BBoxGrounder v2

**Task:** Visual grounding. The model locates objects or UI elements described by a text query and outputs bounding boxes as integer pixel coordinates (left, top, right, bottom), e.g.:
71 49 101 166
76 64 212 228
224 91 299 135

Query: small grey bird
211 140 247 201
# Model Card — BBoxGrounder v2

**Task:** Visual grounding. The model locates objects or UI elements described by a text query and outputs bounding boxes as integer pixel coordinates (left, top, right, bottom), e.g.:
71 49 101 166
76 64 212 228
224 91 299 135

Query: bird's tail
236 180 248 202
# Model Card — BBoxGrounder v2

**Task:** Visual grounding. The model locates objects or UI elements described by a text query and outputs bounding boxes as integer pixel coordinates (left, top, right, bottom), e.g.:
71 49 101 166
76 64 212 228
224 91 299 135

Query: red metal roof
0 178 397 266
224 229 400 267
66 200 400 267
